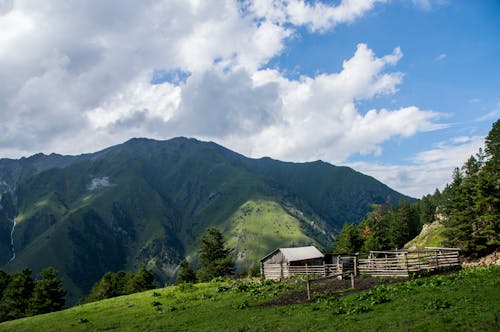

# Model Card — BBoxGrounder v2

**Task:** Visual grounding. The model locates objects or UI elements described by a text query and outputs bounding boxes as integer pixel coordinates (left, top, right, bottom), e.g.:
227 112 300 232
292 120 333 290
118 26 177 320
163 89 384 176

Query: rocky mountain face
0 137 411 303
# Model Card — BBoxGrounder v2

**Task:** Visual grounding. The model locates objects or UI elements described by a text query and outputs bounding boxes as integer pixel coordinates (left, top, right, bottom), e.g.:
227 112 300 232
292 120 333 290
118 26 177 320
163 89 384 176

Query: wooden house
260 246 324 280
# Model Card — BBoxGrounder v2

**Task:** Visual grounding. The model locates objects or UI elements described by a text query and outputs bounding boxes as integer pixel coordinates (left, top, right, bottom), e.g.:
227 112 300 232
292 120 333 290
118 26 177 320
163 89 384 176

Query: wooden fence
262 255 358 280
358 248 460 277
262 248 460 280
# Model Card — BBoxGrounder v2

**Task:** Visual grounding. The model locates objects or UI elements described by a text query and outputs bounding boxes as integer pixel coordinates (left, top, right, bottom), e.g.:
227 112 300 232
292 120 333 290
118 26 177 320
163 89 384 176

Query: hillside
0 266 498 331
404 220 446 250
0 137 411 303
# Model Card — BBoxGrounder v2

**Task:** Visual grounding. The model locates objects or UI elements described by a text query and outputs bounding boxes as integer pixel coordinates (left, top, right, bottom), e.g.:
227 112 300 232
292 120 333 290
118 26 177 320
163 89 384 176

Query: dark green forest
0 267 65 322
334 119 500 257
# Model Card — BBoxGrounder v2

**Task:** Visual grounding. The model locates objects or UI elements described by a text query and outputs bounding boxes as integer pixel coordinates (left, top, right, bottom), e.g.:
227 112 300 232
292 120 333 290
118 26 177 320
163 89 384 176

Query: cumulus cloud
247 0 387 32
0 0 452 196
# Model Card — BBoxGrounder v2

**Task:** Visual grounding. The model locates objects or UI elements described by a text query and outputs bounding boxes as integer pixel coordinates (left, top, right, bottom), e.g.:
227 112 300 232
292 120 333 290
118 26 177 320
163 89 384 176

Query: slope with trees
333 119 499 258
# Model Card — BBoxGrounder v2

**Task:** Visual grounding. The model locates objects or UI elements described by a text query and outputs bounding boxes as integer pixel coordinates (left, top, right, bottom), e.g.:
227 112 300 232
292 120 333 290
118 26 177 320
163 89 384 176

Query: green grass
1 266 499 331
405 220 446 250
225 200 318 272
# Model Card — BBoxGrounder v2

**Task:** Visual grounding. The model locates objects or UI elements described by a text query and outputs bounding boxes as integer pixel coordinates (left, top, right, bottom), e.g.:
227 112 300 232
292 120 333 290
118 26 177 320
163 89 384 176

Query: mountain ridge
0 137 412 304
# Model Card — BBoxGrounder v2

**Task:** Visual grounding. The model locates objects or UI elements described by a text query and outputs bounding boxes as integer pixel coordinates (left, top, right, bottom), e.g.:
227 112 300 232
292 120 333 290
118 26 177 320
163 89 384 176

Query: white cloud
0 0 448 198
350 135 485 197
476 109 500 122
411 0 447 11
436 53 447 61
247 0 387 32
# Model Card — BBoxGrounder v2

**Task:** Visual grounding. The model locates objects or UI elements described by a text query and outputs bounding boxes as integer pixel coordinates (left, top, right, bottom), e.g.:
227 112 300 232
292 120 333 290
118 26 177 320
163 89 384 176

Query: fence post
306 264 311 301
354 255 358 277
404 252 409 276
350 273 355 289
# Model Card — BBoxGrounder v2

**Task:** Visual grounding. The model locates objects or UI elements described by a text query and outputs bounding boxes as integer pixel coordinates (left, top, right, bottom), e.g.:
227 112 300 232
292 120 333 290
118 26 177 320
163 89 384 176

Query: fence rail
358 249 460 277
262 248 460 280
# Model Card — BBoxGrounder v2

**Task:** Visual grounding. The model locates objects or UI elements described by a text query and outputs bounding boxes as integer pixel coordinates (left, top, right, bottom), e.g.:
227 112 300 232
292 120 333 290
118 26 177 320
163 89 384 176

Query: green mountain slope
0 137 411 303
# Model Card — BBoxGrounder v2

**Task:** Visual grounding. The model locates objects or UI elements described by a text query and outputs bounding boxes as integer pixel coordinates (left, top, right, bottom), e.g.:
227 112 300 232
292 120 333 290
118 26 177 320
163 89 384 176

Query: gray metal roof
261 246 324 262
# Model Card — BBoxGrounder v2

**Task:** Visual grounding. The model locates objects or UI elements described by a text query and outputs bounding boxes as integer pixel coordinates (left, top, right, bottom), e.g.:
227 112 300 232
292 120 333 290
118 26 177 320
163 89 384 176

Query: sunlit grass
1 266 498 332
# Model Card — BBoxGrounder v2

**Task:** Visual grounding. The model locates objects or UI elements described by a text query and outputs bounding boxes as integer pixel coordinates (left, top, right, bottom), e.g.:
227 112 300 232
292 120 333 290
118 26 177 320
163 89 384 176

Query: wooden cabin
260 246 324 280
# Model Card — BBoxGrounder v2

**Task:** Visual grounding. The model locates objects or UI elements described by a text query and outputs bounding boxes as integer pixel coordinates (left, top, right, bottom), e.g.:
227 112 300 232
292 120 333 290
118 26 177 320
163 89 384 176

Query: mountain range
0 137 412 303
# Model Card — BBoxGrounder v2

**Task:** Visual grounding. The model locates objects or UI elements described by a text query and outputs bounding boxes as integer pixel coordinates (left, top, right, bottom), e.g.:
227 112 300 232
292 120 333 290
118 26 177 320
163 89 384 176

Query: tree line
332 196 439 253
439 119 499 256
83 266 156 303
333 119 499 257
0 267 65 322
85 227 234 297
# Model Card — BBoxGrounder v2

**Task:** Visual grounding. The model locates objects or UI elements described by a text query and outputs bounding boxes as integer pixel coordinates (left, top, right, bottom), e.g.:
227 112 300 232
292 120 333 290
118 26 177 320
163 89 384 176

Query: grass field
1 266 499 331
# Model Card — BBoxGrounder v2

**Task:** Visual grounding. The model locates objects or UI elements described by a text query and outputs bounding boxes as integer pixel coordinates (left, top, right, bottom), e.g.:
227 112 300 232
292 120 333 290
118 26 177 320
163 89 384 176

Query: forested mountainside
0 137 410 303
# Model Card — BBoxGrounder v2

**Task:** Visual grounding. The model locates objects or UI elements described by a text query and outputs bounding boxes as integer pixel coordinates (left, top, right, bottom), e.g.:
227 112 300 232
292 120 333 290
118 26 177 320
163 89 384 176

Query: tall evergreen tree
127 266 155 292
176 260 197 284
390 200 412 249
332 223 362 253
475 120 500 253
440 120 500 256
85 272 127 302
28 267 66 316
361 204 393 251
0 270 11 300
0 269 34 322
197 227 234 281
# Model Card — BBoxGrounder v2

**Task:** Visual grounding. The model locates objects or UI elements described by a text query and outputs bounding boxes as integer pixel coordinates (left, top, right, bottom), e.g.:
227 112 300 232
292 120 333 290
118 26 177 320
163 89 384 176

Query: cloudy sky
0 0 499 197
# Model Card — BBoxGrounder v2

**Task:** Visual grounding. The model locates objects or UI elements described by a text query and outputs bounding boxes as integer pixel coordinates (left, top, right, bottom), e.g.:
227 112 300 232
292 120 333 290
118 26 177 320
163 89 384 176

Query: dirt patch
261 276 406 307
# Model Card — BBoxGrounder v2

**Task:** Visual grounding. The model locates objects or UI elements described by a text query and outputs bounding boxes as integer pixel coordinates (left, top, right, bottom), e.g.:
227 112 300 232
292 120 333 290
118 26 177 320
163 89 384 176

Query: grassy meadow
0 265 498 331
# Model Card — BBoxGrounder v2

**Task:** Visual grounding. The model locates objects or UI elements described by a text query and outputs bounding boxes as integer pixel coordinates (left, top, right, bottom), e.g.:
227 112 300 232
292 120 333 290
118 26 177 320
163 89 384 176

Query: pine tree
85 272 125 302
390 200 412 249
0 268 34 322
474 120 500 253
332 223 362 253
127 266 155 292
0 270 11 300
440 120 500 256
176 260 197 284
197 227 234 281
360 204 393 251
28 267 66 316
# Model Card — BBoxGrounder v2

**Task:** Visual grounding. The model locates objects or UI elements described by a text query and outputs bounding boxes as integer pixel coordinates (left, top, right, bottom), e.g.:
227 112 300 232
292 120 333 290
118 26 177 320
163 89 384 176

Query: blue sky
0 0 498 197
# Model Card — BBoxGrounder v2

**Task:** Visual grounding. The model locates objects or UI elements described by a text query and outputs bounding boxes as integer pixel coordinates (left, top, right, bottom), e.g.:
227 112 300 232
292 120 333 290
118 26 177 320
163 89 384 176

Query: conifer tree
197 227 234 281
332 223 362 253
28 267 66 316
127 266 155 292
0 268 34 322
176 259 197 284
0 270 10 300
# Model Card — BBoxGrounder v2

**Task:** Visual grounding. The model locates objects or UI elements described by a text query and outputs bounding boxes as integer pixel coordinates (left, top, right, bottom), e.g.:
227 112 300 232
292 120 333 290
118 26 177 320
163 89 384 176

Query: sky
0 0 499 198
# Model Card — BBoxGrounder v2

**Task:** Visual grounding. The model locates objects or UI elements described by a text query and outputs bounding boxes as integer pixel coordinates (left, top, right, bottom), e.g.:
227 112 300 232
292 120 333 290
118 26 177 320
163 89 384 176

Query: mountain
0 137 411 303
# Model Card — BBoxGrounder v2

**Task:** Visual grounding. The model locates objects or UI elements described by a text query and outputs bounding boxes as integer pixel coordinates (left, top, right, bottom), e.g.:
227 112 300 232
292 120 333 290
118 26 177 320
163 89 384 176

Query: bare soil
261 276 406 307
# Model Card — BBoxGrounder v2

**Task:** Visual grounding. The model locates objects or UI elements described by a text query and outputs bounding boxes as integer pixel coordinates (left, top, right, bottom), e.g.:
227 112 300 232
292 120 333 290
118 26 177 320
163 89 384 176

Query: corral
261 246 460 280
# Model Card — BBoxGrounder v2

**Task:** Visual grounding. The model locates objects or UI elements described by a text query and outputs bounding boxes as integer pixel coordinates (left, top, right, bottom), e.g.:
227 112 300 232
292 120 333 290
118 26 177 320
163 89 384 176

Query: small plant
423 298 451 310
235 300 249 309
217 285 231 293
178 282 195 292
79 318 89 323
236 283 250 292
151 301 162 307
